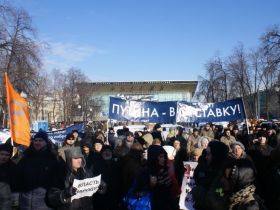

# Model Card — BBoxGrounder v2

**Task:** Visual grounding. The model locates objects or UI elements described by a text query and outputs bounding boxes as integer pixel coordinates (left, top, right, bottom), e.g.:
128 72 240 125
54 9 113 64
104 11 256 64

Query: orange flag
5 72 30 147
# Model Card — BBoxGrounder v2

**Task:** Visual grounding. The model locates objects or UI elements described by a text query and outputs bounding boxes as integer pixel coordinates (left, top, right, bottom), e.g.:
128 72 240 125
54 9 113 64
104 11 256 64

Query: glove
63 186 77 198
98 181 107 194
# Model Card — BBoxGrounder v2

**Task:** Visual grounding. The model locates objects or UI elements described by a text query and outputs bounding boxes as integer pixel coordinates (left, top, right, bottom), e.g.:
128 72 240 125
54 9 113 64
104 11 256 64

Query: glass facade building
78 81 198 120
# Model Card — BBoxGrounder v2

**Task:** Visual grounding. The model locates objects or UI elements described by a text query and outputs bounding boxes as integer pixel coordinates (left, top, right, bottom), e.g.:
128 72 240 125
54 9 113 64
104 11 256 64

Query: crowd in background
1 120 280 210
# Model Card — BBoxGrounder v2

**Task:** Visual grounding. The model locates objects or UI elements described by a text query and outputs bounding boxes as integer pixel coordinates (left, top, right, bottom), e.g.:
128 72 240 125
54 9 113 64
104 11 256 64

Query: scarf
229 184 256 210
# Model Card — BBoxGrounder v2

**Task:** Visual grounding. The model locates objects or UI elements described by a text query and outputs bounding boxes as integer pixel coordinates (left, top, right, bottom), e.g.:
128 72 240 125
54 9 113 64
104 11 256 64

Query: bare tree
0 2 42 126
197 56 228 102
260 26 280 118
47 69 64 124
261 25 280 68
28 72 49 121
248 48 265 118
60 68 89 125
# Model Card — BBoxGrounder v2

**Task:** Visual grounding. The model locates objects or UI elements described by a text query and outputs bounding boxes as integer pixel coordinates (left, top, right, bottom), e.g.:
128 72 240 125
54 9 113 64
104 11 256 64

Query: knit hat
0 142 13 156
230 141 245 151
153 123 161 130
33 130 49 142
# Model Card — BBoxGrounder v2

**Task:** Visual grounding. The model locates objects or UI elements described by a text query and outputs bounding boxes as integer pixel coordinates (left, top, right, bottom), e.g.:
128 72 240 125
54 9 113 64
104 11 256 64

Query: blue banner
32 123 84 144
176 98 246 123
109 97 177 123
48 123 84 143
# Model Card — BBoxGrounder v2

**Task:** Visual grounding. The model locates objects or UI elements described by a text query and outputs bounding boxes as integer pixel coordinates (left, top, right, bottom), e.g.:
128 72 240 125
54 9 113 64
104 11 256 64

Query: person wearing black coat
224 158 266 210
16 130 60 210
0 142 17 210
47 147 94 210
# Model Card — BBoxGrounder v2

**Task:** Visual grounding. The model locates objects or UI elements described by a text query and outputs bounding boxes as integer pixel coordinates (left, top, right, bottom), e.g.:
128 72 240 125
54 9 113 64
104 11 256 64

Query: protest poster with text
179 161 198 210
109 97 177 123
176 98 246 123
71 174 101 202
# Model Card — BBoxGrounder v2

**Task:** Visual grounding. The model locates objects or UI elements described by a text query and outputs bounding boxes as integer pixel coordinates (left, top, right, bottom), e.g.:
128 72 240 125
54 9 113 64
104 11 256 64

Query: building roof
77 80 198 94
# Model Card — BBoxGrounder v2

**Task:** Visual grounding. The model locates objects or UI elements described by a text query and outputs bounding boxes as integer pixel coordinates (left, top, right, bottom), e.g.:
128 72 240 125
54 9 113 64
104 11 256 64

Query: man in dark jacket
0 142 17 209
16 130 60 210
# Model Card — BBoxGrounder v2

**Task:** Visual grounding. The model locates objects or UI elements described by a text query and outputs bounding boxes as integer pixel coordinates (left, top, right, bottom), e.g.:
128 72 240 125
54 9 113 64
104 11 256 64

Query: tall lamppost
274 85 280 118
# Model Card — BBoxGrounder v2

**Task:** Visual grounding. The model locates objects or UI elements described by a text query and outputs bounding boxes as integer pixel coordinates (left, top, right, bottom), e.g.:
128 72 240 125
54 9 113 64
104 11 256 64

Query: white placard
179 161 198 210
71 174 101 202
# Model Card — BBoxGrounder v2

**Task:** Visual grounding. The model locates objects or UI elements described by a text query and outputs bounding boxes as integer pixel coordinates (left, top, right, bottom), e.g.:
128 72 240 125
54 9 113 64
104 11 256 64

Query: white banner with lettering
71 174 101 202
179 161 198 210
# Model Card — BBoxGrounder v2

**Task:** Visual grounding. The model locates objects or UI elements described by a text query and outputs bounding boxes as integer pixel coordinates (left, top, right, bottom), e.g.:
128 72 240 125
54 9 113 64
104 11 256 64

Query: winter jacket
16 146 60 210
47 164 94 210
0 160 16 210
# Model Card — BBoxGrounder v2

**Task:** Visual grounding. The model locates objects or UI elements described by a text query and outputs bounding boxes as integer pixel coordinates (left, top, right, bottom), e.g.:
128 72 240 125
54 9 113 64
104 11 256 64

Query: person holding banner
47 147 95 210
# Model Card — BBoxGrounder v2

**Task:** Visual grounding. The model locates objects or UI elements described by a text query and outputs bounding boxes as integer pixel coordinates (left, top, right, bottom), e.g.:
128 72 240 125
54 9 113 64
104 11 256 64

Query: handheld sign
71 174 101 202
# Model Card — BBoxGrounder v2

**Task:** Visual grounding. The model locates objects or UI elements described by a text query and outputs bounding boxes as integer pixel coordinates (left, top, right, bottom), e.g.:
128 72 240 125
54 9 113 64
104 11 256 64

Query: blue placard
109 97 177 123
31 123 84 144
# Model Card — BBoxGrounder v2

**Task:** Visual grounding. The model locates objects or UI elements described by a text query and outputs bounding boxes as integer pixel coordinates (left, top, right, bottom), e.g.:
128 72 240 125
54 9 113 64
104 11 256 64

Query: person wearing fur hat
0 142 17 209
58 133 79 162
248 130 274 205
16 130 60 210
47 147 94 210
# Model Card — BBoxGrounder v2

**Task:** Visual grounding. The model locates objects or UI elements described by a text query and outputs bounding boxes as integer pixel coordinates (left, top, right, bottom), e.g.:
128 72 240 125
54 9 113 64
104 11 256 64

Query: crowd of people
0 121 280 210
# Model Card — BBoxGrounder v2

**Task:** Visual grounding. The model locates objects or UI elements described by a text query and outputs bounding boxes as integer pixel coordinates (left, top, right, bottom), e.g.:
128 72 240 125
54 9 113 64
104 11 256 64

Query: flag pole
106 119 109 145
241 97 250 135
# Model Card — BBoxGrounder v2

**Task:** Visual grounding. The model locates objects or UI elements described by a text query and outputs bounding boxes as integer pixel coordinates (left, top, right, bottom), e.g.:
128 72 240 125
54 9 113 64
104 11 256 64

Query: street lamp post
274 85 280 119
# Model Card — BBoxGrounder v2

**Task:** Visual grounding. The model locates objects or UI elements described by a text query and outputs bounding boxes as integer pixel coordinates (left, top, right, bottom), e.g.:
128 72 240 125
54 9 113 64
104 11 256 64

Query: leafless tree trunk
0 2 42 127
197 56 228 102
